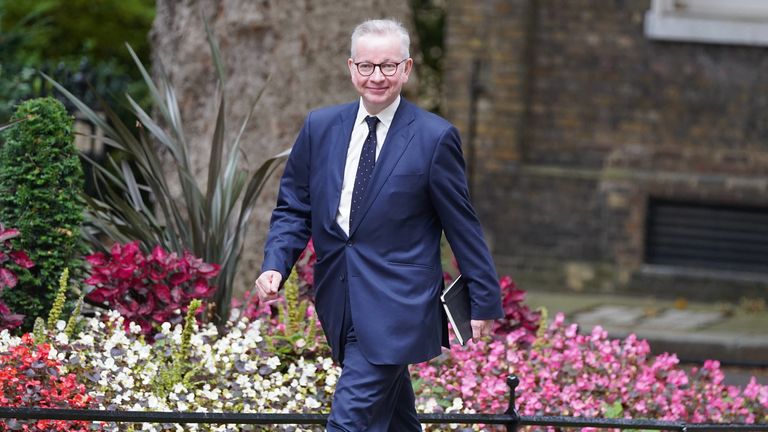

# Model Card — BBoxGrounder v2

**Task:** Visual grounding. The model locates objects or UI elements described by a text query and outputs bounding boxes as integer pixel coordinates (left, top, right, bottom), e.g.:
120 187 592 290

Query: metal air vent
645 199 768 273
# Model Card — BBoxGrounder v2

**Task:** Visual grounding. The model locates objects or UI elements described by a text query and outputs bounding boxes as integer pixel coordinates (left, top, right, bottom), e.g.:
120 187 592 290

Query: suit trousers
325 287 422 432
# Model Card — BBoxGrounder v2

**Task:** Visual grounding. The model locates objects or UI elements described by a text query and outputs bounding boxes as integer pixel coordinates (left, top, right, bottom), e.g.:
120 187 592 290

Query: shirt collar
355 96 401 129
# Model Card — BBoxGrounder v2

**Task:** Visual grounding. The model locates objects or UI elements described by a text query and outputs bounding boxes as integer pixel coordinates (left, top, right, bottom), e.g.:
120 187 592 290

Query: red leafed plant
0 223 34 331
0 334 93 431
296 238 316 293
84 241 220 335
493 275 541 346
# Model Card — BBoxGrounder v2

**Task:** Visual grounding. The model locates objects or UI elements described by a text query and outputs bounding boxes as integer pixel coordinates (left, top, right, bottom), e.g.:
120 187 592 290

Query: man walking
254 18 503 432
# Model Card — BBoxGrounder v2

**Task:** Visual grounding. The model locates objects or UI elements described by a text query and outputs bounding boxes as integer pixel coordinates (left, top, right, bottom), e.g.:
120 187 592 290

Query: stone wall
444 0 768 300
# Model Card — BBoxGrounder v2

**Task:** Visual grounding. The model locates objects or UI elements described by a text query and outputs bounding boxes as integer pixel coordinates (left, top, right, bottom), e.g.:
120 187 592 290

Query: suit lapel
327 102 358 230
349 100 416 237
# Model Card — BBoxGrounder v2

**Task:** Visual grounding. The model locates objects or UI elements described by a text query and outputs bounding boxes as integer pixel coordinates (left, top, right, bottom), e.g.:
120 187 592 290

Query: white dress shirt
335 96 401 235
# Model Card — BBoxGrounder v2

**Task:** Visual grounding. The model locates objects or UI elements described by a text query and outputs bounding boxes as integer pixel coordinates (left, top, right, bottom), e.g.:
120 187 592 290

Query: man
254 19 503 432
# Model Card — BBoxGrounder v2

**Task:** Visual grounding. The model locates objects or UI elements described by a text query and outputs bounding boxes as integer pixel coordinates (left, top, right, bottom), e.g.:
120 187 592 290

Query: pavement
523 290 768 385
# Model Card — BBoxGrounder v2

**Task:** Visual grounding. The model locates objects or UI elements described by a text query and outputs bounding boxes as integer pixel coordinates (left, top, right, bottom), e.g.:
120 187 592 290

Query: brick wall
444 0 768 300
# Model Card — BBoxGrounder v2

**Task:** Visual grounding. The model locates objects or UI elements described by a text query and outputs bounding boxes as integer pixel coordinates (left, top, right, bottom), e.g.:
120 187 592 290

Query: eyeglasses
353 59 407 76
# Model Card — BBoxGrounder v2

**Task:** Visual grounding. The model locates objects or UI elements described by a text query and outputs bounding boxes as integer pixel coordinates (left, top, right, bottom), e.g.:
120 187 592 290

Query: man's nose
369 66 386 80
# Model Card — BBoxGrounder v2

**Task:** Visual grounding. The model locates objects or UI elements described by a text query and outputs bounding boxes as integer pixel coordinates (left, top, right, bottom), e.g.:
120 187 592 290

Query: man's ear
402 58 414 81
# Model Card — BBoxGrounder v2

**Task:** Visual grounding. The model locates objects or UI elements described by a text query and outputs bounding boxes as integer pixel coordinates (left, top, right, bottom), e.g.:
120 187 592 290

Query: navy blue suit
262 98 502 429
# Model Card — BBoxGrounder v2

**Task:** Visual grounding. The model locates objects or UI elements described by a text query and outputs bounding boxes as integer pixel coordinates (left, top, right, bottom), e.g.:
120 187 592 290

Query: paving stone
572 305 645 327
640 309 723 330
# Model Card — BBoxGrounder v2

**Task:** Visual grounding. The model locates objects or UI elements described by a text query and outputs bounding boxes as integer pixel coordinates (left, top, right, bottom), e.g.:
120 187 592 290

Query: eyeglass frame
352 59 408 77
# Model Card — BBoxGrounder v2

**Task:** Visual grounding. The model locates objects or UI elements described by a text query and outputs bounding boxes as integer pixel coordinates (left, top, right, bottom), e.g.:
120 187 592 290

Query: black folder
440 274 473 345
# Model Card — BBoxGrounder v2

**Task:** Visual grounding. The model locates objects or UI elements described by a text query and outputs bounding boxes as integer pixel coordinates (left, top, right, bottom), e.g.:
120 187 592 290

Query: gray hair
350 19 410 59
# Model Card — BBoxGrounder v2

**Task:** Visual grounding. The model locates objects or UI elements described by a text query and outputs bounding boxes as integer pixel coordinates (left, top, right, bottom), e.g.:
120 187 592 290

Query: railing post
505 375 521 432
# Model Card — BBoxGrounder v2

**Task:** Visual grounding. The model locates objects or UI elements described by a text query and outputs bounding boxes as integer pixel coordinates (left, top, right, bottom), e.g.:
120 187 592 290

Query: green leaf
204 16 226 88
604 400 624 419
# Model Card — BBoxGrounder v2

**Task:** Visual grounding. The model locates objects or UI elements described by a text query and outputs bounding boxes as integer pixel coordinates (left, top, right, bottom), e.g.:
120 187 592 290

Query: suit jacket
262 98 503 365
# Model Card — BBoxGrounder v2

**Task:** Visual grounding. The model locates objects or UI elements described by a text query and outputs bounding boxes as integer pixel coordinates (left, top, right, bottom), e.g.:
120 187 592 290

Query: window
645 0 768 46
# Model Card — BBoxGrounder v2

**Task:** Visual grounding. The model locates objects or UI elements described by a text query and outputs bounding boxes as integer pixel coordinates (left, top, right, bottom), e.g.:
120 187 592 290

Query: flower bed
1 244 766 431
1 310 339 432
0 334 92 431
414 313 768 431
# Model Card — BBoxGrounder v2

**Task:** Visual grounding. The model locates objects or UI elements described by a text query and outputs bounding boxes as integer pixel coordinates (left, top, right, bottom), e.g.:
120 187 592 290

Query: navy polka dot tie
350 116 379 228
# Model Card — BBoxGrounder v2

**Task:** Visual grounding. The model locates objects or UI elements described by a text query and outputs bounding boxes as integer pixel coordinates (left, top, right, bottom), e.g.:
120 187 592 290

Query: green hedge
0 97 85 330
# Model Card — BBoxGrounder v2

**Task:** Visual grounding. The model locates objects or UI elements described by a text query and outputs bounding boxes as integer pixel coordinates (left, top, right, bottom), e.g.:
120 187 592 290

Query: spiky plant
45 22 288 326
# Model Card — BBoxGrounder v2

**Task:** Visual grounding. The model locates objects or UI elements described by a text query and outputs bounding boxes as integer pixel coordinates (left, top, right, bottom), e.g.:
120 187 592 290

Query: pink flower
413 307 768 428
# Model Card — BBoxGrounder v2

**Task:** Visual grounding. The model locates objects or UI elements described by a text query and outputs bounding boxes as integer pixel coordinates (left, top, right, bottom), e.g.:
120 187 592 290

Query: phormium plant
45 21 289 326
0 97 86 330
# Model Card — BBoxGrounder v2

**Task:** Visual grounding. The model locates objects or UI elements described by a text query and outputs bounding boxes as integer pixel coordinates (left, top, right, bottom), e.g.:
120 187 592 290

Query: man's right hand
254 270 282 302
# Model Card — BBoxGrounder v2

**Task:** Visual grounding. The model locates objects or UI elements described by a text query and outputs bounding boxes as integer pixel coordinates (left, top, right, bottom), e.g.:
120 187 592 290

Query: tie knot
365 116 379 132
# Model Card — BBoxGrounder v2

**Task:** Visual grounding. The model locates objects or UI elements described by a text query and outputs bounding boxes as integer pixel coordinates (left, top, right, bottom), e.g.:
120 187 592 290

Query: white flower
305 396 321 409
449 397 463 412
190 333 205 347
79 334 95 346
53 332 69 345
267 356 281 369
326 373 337 387
47 345 58 360
321 357 333 370
104 357 116 370
147 395 160 409
128 321 143 334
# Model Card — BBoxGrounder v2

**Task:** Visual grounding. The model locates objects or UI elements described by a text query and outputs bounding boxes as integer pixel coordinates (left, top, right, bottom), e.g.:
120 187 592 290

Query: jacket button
346 242 353 247
340 274 346 281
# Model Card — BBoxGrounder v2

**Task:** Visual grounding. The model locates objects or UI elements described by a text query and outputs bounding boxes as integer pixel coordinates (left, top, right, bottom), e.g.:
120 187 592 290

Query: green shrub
0 97 85 330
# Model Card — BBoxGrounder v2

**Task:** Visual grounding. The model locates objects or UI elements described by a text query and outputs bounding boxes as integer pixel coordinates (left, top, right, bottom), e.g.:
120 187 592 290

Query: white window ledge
645 12 768 46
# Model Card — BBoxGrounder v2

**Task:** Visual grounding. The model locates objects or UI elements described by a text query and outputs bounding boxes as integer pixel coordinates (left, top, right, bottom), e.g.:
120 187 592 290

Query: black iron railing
1 376 767 431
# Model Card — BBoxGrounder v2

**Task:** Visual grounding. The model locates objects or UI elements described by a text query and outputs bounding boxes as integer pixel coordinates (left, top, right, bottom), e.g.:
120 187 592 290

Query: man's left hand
470 319 494 340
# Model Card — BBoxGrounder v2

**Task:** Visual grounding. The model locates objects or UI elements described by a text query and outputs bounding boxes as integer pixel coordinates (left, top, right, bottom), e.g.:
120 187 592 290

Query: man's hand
471 319 494 340
254 270 283 302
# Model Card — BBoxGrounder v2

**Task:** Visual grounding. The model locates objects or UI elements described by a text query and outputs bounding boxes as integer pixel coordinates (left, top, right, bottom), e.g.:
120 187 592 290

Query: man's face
348 34 412 115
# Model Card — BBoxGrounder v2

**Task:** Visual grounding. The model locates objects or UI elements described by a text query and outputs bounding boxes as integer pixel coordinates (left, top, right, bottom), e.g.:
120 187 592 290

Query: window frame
644 0 768 46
